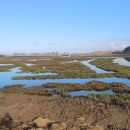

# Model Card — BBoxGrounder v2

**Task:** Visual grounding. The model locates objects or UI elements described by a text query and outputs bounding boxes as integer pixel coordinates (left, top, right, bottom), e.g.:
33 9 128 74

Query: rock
4 117 10 122
33 116 53 127
90 105 95 109
0 117 2 124
21 124 28 129
81 123 90 127
79 124 104 130
28 127 46 130
77 117 85 121
98 103 104 107
49 122 66 130
90 125 104 130
17 123 28 129
70 126 80 130
0 127 9 130
36 128 46 130
27 121 32 125
1 116 13 128
60 122 66 128
18 117 24 123
128 119 130 124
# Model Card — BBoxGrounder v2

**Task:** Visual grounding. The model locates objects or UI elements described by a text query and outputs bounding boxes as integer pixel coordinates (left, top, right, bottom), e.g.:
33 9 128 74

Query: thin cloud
91 36 98 42
110 43 128 49
121 43 129 49
48 41 55 45
34 42 40 45
103 37 130 42
72 39 85 47
76 43 85 47
72 39 80 44
110 43 118 49
59 43 68 46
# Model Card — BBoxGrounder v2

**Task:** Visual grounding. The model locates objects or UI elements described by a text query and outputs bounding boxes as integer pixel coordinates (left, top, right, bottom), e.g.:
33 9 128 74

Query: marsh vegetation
0 80 130 105
0 56 130 105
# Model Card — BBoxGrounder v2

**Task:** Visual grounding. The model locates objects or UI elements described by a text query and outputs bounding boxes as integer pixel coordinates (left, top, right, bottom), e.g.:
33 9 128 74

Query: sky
0 0 130 54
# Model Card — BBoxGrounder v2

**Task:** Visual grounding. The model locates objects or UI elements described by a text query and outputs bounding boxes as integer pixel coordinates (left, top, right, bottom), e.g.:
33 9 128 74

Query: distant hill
123 46 130 54
112 46 130 54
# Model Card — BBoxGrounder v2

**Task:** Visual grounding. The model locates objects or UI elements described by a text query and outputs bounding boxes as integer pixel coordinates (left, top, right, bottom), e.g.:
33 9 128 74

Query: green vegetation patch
0 84 25 94
85 80 110 91
1 80 130 106
25 86 54 96
87 93 130 106
111 82 130 93
90 58 130 79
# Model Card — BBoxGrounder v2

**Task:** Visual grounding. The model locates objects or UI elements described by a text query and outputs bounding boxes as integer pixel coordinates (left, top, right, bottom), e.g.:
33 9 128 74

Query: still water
24 63 35 66
81 60 115 73
0 67 130 88
0 58 130 96
69 89 114 97
69 59 115 73
0 64 14 66
113 58 130 66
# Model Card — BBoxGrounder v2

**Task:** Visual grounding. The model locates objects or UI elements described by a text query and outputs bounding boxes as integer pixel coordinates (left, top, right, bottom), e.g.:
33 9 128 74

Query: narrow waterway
0 58 130 97
81 59 115 73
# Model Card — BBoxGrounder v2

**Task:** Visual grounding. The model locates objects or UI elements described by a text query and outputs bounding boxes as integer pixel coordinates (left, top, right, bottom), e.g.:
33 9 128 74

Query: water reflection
125 58 130 62
0 68 130 88
14 67 58 76
67 59 115 73
11 59 20 60
0 64 14 66
28 59 37 61
37 58 52 60
47 88 114 97
69 89 114 97
62 59 114 74
0 67 59 88
113 58 130 66
24 63 35 66
68 60 78 63
28 58 52 61
60 61 68 64
81 60 114 73
46 88 55 90
0 58 130 96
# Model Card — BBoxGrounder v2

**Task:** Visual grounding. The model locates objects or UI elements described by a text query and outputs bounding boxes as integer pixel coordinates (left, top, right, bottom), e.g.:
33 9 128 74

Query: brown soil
0 93 130 129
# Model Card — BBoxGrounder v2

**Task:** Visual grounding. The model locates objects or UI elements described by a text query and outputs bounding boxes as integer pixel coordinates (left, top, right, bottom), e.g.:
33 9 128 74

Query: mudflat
0 93 129 129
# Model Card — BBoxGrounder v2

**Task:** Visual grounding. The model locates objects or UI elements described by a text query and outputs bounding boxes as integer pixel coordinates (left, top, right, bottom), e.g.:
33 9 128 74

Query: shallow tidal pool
0 57 130 97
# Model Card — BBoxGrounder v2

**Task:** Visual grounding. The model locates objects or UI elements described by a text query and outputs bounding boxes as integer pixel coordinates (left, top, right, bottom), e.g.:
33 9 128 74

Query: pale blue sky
0 0 130 54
